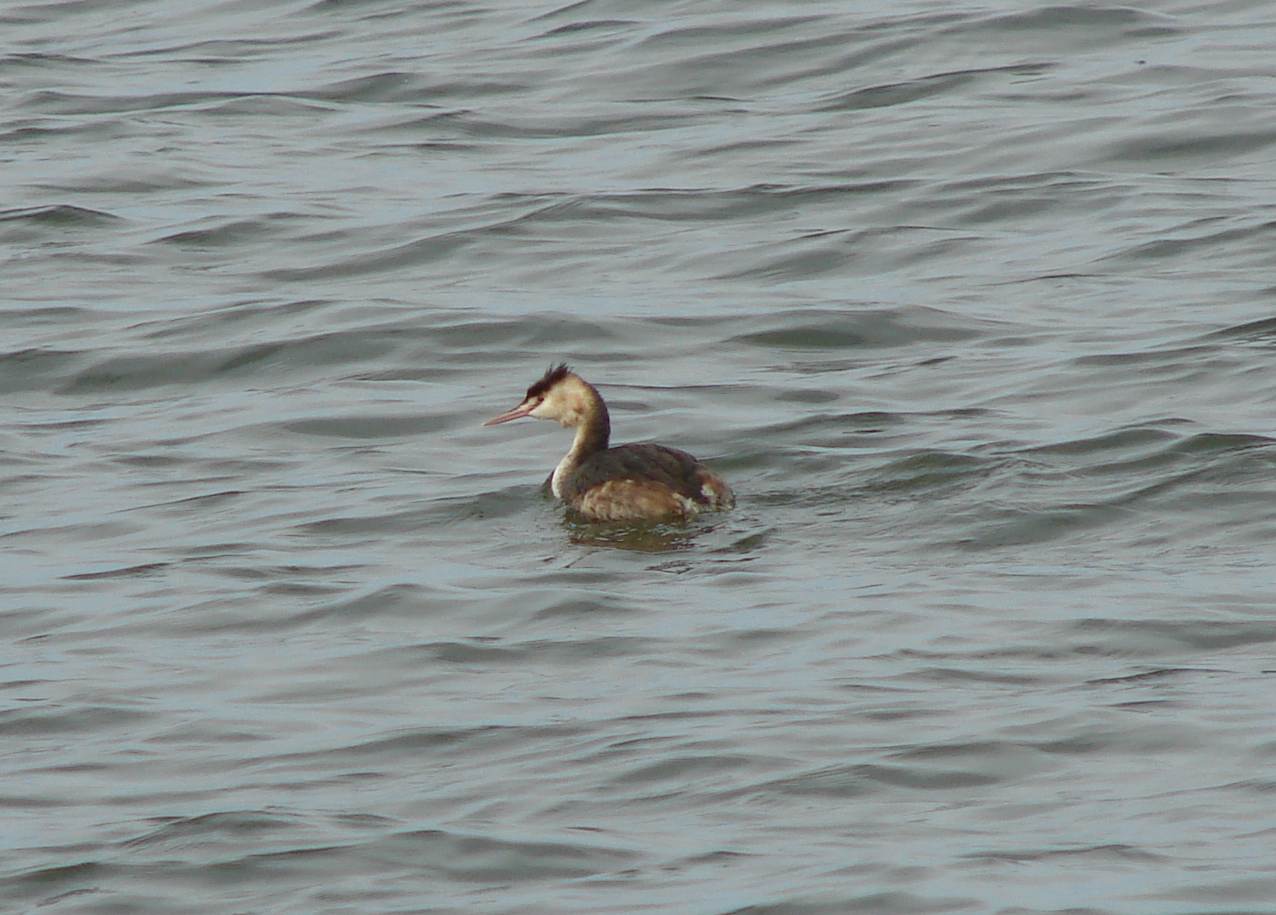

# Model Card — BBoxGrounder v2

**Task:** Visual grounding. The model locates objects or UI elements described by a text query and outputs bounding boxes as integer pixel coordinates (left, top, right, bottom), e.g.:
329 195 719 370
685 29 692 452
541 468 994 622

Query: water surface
5 1 1276 912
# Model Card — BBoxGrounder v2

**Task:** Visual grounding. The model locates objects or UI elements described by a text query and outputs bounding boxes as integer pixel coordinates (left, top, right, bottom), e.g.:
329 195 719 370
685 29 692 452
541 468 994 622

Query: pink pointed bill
483 400 535 426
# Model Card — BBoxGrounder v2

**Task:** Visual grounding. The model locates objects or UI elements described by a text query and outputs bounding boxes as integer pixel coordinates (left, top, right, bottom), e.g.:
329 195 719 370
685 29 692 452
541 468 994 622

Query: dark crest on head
526 363 572 399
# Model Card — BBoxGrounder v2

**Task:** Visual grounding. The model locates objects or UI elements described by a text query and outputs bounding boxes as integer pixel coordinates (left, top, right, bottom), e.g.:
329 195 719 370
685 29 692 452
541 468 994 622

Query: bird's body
484 365 733 522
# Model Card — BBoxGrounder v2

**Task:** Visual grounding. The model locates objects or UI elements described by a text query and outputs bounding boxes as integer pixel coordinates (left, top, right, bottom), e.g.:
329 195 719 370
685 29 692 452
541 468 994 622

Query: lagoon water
6 1 1276 912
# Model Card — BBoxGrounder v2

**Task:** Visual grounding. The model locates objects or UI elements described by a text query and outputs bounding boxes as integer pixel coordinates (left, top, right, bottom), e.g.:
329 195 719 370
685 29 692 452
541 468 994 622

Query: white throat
550 424 591 498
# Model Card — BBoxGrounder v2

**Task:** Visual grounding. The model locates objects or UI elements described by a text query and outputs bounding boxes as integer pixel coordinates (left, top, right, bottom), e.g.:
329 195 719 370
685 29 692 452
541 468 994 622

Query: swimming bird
483 364 734 522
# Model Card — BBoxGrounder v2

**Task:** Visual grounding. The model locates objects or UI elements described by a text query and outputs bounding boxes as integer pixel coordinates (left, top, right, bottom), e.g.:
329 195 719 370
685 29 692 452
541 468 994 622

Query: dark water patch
0 203 121 226
0 704 151 738
2 518 140 545
630 14 833 51
206 560 365 586
774 387 840 405
935 426 1276 550
1204 313 1276 345
1034 722 1209 757
527 595 638 621
1063 340 1222 392
266 721 593 768
63 562 170 581
758 409 989 447
1068 618 1276 656
964 842 1166 865
122 810 306 850
533 17 641 40
280 412 450 439
1097 217 1276 267
756 762 1003 800
956 4 1180 44
1141 875 1276 904
1224 782 1276 798
404 106 702 141
488 182 920 228
8 830 636 906
296 71 438 104
409 486 543 525
1104 130 1276 167
400 633 665 666
0 678 53 692
223 827 636 883
1084 667 1217 687
904 666 1045 687
169 582 432 635
883 644 1081 667
2 860 108 896
713 226 981 282
200 94 342 118
31 165 215 194
148 217 288 248
0 348 91 394
108 451 190 470
58 331 403 393
117 34 344 60
260 226 513 281
1019 425 1181 458
0 50 100 69
817 72 969 112
606 752 773 789
347 108 484 140
946 173 1120 227
1021 428 1276 480
125 490 249 517
1145 430 1276 463
289 501 450 538
708 526 776 556
731 307 984 351
293 582 429 624
178 540 259 558
721 894 975 915
129 297 337 341
17 88 246 116
0 305 97 328
951 501 1136 551
858 450 999 497
817 63 1053 113
420 314 620 352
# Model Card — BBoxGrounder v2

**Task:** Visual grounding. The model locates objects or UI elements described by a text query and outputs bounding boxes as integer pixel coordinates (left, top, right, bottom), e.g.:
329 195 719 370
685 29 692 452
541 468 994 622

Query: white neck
550 424 593 498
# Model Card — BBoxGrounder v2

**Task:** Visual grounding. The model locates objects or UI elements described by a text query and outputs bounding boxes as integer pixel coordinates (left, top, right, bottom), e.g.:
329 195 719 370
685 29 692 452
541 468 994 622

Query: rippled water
6 1 1276 912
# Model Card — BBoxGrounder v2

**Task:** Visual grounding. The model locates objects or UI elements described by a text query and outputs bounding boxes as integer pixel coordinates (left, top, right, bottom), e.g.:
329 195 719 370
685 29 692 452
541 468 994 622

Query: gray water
5 1 1276 912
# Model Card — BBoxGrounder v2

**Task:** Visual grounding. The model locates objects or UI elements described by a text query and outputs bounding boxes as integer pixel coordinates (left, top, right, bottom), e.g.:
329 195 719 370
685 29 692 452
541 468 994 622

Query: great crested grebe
483 364 734 522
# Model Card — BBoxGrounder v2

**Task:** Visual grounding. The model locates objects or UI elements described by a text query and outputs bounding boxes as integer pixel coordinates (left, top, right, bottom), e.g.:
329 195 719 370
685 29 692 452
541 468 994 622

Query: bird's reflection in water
563 516 703 552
